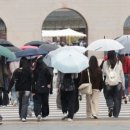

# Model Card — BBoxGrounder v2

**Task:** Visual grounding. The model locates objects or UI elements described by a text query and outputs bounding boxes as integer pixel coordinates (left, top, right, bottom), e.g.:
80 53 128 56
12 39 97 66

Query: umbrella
86 39 124 51
25 41 49 47
0 39 20 52
51 49 89 73
20 45 38 50
43 46 86 67
15 48 47 58
39 43 59 52
42 28 86 37
116 35 130 54
0 45 16 60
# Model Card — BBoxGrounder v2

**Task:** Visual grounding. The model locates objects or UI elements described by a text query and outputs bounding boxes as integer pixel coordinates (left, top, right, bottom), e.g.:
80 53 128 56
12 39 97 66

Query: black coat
33 65 52 94
8 67 32 92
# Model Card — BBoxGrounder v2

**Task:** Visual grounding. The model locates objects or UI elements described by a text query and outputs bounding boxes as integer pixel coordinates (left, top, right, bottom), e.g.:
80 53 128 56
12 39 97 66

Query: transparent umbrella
51 49 89 73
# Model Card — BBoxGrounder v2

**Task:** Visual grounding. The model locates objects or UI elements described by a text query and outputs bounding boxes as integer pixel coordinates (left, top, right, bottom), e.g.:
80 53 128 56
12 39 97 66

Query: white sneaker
21 118 26 122
67 118 73 121
37 115 41 121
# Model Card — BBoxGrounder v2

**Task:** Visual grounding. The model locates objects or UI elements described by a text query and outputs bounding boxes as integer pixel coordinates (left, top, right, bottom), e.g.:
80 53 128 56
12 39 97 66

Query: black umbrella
0 39 20 52
39 43 59 52
24 41 49 47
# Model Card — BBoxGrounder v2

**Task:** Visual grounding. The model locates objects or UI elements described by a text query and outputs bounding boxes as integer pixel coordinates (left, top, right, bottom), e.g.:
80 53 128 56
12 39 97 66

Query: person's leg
33 93 42 117
91 89 100 118
0 88 3 106
113 84 122 118
20 91 30 120
103 85 114 117
18 91 23 119
86 94 92 118
41 93 49 118
67 91 76 119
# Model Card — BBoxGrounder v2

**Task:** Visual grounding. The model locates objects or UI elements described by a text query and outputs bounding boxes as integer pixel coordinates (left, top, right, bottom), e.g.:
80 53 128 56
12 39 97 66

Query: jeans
124 74 129 96
103 83 122 118
18 91 30 119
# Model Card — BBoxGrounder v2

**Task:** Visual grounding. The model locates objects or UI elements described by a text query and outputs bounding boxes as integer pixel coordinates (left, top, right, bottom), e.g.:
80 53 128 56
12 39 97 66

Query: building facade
0 0 130 57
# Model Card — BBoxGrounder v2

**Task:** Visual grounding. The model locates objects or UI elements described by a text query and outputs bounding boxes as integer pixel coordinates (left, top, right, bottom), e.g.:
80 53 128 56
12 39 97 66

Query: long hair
19 57 30 70
107 50 117 69
89 55 98 78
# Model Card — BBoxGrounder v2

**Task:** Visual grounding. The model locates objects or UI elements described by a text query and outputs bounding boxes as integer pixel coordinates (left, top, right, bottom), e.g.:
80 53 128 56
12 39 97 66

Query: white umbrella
43 46 86 67
116 35 130 54
51 49 89 73
86 39 124 51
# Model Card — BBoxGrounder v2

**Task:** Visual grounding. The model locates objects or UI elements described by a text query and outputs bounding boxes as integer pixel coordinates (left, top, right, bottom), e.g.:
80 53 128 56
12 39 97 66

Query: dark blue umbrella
15 48 47 58
24 41 49 47
39 43 59 52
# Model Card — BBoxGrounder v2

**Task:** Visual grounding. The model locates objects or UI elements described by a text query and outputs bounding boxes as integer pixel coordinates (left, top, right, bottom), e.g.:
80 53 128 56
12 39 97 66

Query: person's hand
32 93 35 96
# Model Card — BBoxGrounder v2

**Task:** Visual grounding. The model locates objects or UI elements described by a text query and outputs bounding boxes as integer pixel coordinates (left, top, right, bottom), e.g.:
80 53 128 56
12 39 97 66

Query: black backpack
61 74 75 91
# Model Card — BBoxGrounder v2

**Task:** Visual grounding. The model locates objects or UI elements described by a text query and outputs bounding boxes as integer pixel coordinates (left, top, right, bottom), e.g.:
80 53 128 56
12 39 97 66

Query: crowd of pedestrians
0 50 130 123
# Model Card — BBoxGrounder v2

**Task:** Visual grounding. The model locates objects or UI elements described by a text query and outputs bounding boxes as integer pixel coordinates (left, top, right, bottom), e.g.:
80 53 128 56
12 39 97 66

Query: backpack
61 74 75 91
107 63 119 86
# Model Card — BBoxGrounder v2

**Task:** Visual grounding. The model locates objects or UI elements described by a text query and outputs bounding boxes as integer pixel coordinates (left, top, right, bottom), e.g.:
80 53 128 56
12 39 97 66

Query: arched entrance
124 16 130 34
0 18 6 39
42 8 88 46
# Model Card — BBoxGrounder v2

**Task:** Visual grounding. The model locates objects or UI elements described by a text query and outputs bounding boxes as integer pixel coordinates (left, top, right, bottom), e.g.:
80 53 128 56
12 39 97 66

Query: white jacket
102 60 125 89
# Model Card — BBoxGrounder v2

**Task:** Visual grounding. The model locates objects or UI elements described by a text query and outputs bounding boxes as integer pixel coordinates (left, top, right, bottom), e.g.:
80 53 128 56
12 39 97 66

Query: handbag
78 69 92 95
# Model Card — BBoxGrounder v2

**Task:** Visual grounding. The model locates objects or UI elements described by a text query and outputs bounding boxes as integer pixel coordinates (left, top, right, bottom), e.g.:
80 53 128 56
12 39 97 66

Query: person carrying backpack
102 51 125 118
57 71 78 121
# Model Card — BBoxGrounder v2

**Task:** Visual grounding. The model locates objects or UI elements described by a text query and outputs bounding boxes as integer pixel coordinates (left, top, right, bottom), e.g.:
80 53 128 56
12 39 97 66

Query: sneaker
37 115 41 121
21 118 26 122
61 113 68 120
92 115 98 119
67 118 73 121
108 109 113 117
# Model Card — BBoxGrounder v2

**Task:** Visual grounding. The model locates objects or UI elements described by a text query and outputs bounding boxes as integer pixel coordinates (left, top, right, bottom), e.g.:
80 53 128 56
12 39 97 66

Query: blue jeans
124 74 129 96
18 91 30 119
103 83 122 118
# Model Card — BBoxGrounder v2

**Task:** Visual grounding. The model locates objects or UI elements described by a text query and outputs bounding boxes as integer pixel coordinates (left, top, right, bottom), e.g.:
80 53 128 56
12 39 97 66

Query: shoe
61 113 68 120
21 118 26 122
108 109 113 117
92 115 98 119
67 118 73 121
37 115 41 121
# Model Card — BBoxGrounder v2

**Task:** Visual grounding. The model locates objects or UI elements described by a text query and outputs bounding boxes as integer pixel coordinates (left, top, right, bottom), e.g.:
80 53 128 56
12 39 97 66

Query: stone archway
0 18 7 39
124 16 130 34
42 8 88 46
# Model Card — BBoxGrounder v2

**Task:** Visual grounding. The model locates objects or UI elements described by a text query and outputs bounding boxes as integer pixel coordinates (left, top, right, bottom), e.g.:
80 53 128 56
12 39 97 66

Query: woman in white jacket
102 50 125 118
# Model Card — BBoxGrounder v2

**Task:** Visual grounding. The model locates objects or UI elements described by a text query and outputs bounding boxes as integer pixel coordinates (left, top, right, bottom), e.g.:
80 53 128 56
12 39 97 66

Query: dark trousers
103 83 122 117
33 93 49 117
60 90 76 119
0 88 9 106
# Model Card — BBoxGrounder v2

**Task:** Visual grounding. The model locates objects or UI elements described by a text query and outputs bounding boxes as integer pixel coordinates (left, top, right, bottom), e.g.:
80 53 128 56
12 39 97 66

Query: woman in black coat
32 56 52 121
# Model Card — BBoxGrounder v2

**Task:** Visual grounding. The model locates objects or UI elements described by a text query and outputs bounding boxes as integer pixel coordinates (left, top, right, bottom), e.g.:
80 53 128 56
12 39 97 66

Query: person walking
57 71 78 121
80 56 103 119
8 57 32 122
118 54 130 104
102 51 125 118
32 56 52 121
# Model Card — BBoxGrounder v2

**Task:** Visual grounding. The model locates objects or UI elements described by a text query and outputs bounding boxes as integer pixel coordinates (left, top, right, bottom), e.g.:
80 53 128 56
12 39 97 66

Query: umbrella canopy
0 39 20 52
15 48 47 58
43 46 86 67
0 45 16 60
86 39 124 51
51 49 88 73
39 43 59 52
25 41 49 47
20 45 38 50
116 35 130 54
42 28 86 37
